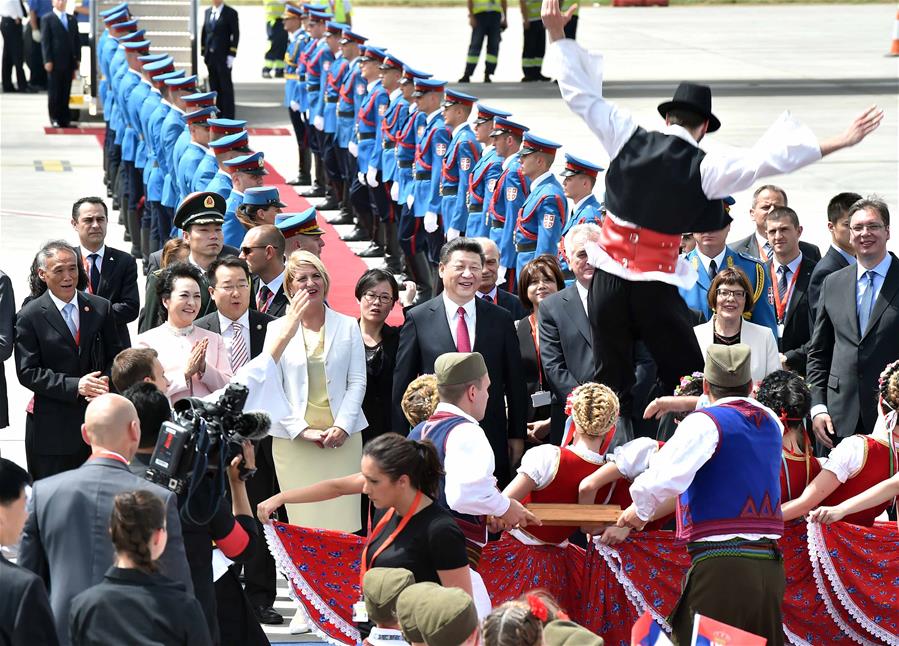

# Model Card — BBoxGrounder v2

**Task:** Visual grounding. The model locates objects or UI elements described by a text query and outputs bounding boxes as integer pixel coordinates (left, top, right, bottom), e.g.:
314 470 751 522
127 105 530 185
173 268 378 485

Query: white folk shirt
544 38 822 288
442 293 476 350
820 413 896 484
629 396 784 541
438 402 511 518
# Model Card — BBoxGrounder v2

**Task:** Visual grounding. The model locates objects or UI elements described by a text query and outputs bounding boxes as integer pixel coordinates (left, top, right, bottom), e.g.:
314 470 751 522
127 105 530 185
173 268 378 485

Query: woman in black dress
515 255 566 444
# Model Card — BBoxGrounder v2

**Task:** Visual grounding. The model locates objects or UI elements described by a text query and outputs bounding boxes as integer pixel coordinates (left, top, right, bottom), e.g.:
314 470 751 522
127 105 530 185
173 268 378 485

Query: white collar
772 251 802 275
575 280 589 303
82 244 106 259
54 8 66 19
217 308 250 330
659 123 700 149
567 443 607 464
477 286 498 301
501 151 519 170
366 79 378 91
695 247 726 272
832 244 856 264
572 194 593 212
389 87 402 101
452 121 470 137
754 230 770 250
442 292 476 321
264 270 286 293
857 253 892 280
529 170 554 190
426 108 442 124
434 401 478 425
190 141 209 151
48 290 78 312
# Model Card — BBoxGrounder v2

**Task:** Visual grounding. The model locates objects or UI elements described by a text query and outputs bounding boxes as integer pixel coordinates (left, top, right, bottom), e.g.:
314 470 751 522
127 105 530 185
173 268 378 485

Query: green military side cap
363 567 415 626
543 620 605 646
396 582 440 643
704 343 752 387
435 352 487 386
174 191 226 229
415 587 478 646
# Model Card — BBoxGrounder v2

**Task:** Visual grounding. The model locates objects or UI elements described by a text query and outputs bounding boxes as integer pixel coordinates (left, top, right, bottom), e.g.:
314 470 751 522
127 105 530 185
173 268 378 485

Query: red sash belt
598 217 680 273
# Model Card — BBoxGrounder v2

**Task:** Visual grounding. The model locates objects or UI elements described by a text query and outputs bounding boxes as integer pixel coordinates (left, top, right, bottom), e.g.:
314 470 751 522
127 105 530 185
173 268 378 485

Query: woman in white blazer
264 251 367 533
693 267 781 383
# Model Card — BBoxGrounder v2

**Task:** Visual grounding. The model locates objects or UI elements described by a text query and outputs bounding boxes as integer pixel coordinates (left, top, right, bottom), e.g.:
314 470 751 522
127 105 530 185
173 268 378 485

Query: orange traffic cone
890 8 899 56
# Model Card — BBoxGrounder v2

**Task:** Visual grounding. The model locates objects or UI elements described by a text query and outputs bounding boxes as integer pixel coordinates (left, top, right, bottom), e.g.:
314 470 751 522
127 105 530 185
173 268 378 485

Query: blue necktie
59 13 67 30
63 303 78 340
858 270 876 335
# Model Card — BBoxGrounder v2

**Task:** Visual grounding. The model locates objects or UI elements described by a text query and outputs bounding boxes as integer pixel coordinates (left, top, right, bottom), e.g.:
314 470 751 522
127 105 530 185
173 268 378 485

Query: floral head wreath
674 372 703 397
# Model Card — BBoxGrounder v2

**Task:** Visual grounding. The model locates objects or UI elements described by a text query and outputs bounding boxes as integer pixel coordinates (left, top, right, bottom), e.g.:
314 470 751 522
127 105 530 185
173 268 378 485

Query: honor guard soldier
176 106 218 207
302 10 336 200
282 5 310 186
204 129 252 198
513 133 565 276
192 119 246 193
486 116 529 290
558 153 604 280
464 103 511 238
459 0 506 83
319 21 351 211
330 28 367 224
276 208 327 255
411 78 450 297
98 13 136 194
234 185 286 243
440 89 480 240
193 128 248 194
346 45 388 252
222 152 269 246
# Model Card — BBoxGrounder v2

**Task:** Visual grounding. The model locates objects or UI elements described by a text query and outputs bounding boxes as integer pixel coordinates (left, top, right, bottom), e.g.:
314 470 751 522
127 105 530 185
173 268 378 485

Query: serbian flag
691 614 767 645
631 612 673 646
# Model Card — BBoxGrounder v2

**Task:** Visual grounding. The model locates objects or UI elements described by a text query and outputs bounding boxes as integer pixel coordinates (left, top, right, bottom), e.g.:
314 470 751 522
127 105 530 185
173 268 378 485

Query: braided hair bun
755 370 811 426
482 601 544 646
879 359 899 413
402 374 439 427
570 383 620 437
109 490 166 573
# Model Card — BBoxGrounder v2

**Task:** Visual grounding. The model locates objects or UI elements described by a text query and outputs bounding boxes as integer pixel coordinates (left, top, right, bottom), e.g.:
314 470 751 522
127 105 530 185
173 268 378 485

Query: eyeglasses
362 292 394 305
850 224 886 234
240 245 268 255
215 282 250 292
716 288 746 300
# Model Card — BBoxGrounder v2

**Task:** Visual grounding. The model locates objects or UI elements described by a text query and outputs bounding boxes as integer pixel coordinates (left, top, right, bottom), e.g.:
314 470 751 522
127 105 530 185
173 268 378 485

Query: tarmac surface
0 4 898 639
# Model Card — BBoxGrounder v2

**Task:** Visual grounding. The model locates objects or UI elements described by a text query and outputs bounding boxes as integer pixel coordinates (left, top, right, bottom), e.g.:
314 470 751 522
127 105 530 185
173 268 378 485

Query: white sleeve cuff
811 404 829 419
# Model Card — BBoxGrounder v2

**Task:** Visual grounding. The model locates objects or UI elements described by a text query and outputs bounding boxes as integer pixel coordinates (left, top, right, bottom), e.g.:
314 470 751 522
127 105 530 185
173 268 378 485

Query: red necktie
456 306 471 352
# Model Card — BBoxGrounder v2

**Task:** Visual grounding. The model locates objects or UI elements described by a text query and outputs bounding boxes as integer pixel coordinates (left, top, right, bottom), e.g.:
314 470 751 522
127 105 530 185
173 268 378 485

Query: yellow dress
272 324 363 532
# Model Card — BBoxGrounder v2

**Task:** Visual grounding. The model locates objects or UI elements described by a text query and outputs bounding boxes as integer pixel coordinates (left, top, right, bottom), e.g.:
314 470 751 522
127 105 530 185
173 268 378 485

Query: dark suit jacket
194 308 274 359
732 233 822 264
494 289 527 321
808 245 852 319
251 274 288 318
201 3 239 63
807 254 899 436
0 271 14 429
14 291 125 456
40 11 79 71
18 458 193 646
146 244 241 275
0 555 59 646
777 255 817 375
392 296 527 481
76 246 139 346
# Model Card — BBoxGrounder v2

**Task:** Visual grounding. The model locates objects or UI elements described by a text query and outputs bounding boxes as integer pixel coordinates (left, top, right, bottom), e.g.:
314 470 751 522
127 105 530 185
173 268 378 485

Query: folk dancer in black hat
541 0 883 415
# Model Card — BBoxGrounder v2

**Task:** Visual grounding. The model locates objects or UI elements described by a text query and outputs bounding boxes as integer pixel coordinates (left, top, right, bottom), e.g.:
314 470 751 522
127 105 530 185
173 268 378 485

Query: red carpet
48 125 403 324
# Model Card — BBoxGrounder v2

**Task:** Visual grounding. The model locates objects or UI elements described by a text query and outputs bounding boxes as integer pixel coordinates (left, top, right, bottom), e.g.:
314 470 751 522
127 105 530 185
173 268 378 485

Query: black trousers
242 437 282 608
287 106 307 148
464 11 501 77
25 27 46 87
264 18 287 65
1 17 27 91
521 20 546 78
215 566 270 646
588 269 703 413
206 56 235 119
47 66 74 126
25 413 90 481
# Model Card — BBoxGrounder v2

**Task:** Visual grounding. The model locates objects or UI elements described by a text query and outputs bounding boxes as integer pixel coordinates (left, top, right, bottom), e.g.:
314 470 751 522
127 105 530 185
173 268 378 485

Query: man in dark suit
0 458 59 646
18 394 193 646
72 197 140 346
474 237 526 320
194 256 281 625
241 224 288 318
731 184 822 264
808 198 899 450
15 241 125 480
40 0 79 127
0 270 13 430
393 237 527 484
764 207 818 375
808 192 860 317
202 0 239 118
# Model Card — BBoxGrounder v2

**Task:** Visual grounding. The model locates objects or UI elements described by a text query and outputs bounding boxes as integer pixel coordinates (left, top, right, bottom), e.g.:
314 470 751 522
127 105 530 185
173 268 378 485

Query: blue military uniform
439 89 481 236
222 153 272 247
464 104 511 238
202 129 250 197
176 107 217 205
487 122 530 287
513 133 566 276
192 122 247 194
558 153 605 279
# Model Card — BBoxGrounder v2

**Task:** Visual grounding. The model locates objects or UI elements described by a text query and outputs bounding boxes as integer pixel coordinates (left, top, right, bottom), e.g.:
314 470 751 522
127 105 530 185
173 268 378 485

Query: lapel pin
256 324 262 330
83 306 90 312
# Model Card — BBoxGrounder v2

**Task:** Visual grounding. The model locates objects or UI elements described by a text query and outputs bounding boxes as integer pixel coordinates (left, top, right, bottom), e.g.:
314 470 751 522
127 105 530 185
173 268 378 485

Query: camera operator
122 383 267 646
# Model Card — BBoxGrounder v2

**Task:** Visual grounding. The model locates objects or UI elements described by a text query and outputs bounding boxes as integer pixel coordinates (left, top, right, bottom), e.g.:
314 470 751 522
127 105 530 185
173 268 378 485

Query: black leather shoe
254 606 284 625
380 260 404 274
457 75 471 83
326 212 355 225
274 68 285 78
483 75 492 84
301 186 327 198
340 228 369 242
316 197 340 211
262 67 272 79
357 243 385 258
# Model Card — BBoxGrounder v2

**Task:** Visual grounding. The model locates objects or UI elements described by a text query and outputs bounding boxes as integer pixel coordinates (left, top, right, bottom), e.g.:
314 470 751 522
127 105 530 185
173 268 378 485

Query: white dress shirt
439 402 511 518
754 232 772 261
443 293 476 349
574 280 589 316
545 38 822 288
82 245 106 274
832 244 856 266
476 286 498 303
48 291 80 331
217 309 251 358
629 396 783 541
259 271 285 308
694 247 726 279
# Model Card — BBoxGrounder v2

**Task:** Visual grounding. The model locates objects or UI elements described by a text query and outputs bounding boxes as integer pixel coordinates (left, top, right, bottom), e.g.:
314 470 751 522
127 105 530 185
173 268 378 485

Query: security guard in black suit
202 0 240 118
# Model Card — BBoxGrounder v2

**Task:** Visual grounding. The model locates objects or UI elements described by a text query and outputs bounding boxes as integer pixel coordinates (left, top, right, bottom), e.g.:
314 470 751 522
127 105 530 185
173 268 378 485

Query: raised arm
257 472 365 523
809 471 899 524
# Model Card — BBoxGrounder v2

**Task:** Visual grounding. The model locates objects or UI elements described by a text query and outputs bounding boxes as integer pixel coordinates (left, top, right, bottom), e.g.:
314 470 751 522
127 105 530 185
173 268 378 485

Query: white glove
313 115 324 130
290 100 300 112
496 265 507 286
447 227 461 241
348 140 358 157
406 194 414 208
424 212 439 233
32 29 41 43
390 182 399 201
226 55 235 69
366 168 379 187
357 171 367 186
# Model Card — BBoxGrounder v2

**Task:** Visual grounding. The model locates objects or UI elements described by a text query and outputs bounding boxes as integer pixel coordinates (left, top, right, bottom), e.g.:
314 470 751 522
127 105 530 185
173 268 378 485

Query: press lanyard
529 314 543 389
769 262 800 324
359 490 423 587
91 450 129 465
81 255 95 295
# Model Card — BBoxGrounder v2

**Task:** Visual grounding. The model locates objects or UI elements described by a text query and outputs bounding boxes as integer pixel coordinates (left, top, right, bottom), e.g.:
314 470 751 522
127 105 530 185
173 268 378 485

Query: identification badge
531 390 551 408
777 322 785 339
352 600 368 623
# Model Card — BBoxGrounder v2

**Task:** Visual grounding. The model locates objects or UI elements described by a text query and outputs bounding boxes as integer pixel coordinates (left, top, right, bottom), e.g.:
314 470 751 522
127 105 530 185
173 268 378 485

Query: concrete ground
0 4 897 637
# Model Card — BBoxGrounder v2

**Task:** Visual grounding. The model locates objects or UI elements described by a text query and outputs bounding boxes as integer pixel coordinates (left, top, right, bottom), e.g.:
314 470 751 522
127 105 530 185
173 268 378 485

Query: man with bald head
240 224 289 317
474 237 527 319
18 394 193 646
